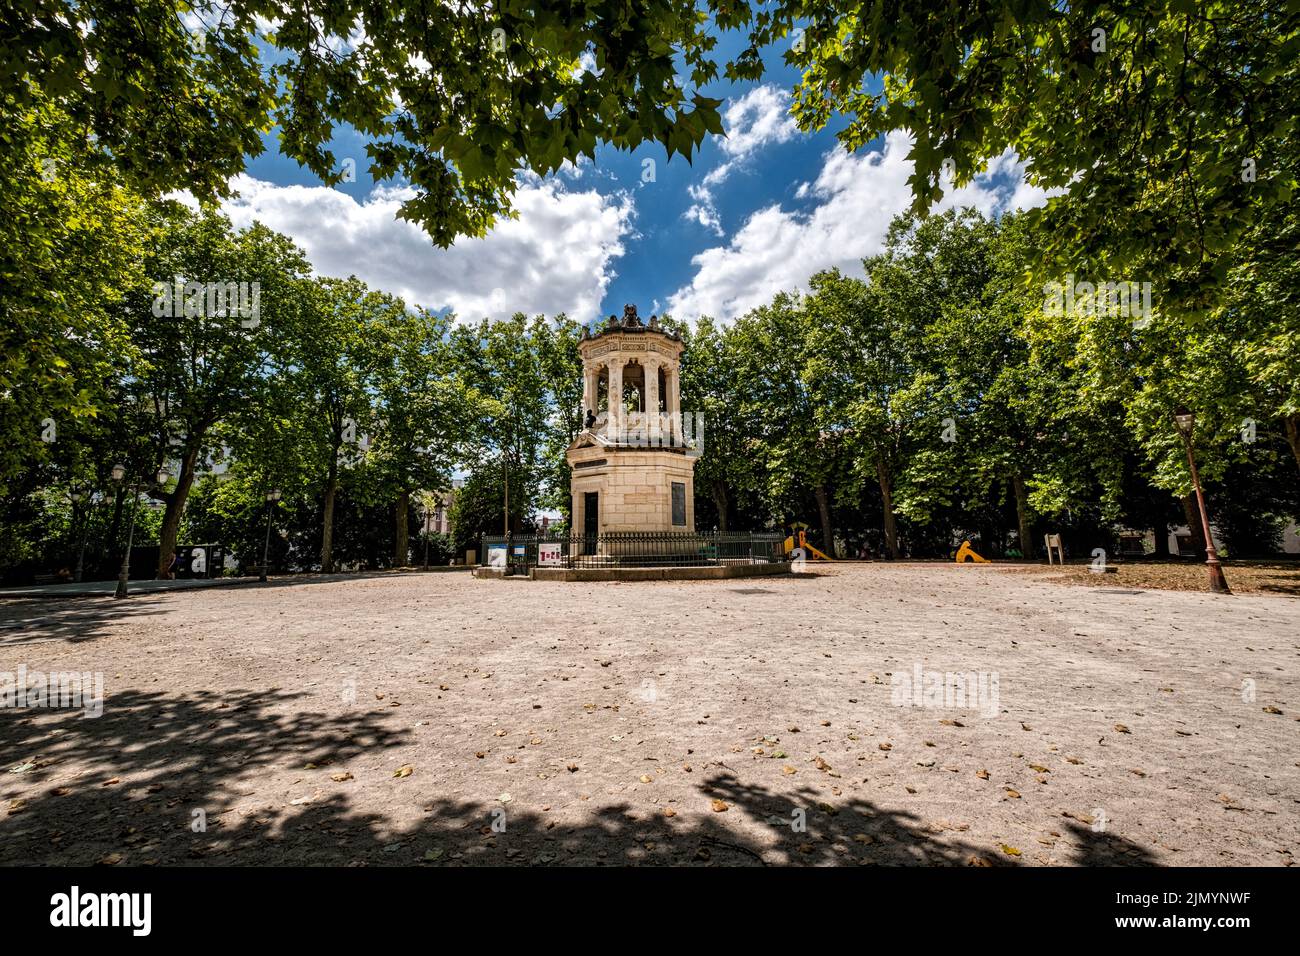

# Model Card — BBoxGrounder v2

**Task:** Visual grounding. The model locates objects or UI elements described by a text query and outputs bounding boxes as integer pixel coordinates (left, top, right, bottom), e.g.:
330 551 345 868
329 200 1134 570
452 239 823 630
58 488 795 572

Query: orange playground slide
783 528 832 561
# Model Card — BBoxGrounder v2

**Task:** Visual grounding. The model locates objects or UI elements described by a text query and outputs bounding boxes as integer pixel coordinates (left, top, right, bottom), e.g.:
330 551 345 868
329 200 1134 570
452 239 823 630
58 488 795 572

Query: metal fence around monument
479 531 786 571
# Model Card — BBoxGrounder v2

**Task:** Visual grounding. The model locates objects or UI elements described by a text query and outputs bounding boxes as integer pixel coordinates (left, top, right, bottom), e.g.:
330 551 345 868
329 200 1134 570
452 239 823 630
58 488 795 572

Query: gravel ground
1 564 1296 867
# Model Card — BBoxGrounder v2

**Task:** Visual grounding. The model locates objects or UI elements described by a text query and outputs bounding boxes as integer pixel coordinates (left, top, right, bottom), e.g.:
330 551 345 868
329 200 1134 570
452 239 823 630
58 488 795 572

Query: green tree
1225 204 1300 476
0 92 150 493
366 305 480 567
804 260 923 560
729 290 847 555
263 277 383 573
531 315 585 519
912 212 1045 555
124 204 313 579
677 316 761 532
4 1 724 244
448 459 537 559
743 0 1299 310
452 314 558 534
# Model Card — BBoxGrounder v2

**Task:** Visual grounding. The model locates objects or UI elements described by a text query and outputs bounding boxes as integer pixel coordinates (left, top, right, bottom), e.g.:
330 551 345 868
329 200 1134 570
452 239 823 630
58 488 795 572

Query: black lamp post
423 500 432 570
112 464 169 599
502 412 514 576
69 487 91 583
260 488 282 582
1173 407 1231 594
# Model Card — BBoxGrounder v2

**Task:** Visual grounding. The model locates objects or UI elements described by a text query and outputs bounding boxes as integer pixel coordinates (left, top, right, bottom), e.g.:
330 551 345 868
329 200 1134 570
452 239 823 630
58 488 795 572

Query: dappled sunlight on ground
1 564 1296 866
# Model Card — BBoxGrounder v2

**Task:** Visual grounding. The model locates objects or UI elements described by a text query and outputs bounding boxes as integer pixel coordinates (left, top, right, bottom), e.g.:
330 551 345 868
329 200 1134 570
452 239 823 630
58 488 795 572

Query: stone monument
566 305 697 540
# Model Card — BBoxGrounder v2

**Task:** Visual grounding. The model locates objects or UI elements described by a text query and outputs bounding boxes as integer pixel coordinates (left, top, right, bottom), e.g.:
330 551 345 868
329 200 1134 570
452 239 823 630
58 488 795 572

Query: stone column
666 366 680 445
585 369 598 421
608 358 623 440
644 356 660 445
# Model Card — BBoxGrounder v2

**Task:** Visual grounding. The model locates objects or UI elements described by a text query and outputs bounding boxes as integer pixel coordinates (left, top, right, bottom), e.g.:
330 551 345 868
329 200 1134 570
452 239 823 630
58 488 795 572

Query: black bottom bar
0 865 1286 941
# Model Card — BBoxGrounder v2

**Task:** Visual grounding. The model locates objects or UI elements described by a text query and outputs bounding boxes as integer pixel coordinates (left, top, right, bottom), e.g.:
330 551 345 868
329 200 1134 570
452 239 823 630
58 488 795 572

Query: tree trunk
321 455 339 573
711 479 729 533
394 489 410 567
1286 413 1300 477
155 445 201 579
814 483 835 559
876 459 901 559
1182 494 1205 554
1151 517 1170 557
1012 473 1034 558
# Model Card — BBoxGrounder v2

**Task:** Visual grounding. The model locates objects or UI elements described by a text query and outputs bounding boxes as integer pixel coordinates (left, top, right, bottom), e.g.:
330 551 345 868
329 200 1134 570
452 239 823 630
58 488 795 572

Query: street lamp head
156 466 170 486
110 463 126 483
70 490 83 503
267 489 282 502
1173 406 1195 437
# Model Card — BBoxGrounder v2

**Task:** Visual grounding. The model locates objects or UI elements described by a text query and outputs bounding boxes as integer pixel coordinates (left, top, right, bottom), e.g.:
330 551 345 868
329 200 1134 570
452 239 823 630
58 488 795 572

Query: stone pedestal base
566 443 696 535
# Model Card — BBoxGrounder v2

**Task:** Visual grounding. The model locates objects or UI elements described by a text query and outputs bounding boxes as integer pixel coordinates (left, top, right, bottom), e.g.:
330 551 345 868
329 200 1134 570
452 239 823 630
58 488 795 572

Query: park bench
1118 534 1146 557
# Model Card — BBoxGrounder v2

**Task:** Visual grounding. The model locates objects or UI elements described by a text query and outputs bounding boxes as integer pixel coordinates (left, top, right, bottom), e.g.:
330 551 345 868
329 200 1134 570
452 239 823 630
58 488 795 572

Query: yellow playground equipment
954 540 989 563
783 527 832 562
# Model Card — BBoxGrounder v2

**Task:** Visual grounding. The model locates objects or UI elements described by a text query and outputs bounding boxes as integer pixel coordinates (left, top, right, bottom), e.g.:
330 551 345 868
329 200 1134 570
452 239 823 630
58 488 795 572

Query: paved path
0 566 472 599
0 577 257 599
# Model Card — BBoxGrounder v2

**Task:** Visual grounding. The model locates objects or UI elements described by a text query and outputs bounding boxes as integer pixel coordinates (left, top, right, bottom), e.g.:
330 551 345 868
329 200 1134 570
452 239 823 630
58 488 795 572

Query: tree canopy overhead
743 0 1300 306
6 1 1296 290
2 0 724 245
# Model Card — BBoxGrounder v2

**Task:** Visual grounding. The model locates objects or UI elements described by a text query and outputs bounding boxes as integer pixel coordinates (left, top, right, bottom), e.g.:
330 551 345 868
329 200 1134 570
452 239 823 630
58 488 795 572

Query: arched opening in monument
622 362 646 412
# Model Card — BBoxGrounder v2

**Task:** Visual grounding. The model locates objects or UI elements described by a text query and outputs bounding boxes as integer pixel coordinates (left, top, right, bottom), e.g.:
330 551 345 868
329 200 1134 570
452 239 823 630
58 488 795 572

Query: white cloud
684 84 801 236
218 175 634 322
667 130 1057 321
717 85 801 165
684 184 724 237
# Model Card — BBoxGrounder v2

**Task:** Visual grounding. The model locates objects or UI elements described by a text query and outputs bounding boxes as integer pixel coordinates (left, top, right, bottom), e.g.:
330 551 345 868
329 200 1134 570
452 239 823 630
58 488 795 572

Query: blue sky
220 28 1046 326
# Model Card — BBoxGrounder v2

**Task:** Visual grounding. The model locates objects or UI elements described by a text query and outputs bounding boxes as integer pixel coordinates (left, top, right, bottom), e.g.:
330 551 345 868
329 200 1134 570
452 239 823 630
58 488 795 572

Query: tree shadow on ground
251 570 472 590
0 571 476 645
1061 821 1157 866
1255 575 1300 598
0 599 168 647
0 688 1153 867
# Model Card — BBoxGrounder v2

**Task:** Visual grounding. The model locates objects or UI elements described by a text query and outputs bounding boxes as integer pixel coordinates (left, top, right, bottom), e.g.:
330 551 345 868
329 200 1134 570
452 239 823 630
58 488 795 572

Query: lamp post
423 500 433 570
112 464 169 599
69 487 96 583
260 488 282 582
502 410 514 577
1173 407 1230 594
